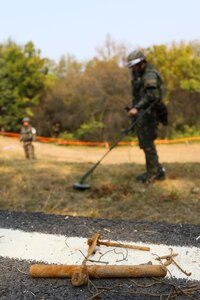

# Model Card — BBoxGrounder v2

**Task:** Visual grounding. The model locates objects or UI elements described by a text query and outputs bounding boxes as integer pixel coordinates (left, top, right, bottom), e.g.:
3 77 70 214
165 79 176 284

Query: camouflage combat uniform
20 125 36 159
131 63 165 179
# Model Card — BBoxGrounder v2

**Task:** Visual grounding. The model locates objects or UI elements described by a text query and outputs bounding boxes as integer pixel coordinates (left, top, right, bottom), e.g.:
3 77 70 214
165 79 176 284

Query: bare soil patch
1 136 200 164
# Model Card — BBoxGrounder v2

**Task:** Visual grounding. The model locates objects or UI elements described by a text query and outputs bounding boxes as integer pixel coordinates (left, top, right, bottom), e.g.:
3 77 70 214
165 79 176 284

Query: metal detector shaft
78 98 160 184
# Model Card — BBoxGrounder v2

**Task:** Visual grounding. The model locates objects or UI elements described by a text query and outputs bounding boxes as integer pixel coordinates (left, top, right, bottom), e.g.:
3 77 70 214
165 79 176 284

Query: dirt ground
1 136 200 164
0 136 200 224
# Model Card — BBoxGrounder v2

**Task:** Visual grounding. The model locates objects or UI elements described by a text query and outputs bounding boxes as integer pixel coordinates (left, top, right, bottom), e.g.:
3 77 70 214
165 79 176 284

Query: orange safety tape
0 132 19 138
0 131 200 146
155 136 200 144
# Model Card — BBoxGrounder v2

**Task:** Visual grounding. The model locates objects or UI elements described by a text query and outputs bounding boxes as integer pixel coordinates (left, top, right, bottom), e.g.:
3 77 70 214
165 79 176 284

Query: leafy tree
2 37 199 140
32 56 86 136
147 42 200 136
0 40 47 131
83 57 130 140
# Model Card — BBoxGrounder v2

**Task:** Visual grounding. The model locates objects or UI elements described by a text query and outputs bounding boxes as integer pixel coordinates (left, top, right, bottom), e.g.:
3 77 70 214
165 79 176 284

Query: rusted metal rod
86 233 101 258
155 253 178 260
30 264 167 279
87 239 150 252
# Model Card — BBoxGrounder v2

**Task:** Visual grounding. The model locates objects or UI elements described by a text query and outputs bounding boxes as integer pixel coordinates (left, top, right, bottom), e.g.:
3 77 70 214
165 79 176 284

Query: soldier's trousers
143 143 161 175
23 141 36 159
136 117 161 175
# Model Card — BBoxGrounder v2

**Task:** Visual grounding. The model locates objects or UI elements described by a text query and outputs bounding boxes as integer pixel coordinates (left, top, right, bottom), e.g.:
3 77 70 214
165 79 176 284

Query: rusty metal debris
87 233 150 251
30 264 167 279
28 232 200 300
29 232 167 286
155 248 192 276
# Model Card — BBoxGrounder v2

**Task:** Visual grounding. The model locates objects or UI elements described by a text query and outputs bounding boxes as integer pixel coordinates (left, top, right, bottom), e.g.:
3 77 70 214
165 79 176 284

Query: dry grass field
0 136 200 224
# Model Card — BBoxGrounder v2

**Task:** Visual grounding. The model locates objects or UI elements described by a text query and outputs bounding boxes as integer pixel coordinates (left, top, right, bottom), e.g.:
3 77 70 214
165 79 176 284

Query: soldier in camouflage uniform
20 117 36 160
127 49 167 183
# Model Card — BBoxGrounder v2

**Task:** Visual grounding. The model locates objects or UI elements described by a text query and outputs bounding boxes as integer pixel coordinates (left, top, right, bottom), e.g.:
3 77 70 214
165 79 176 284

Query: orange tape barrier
155 136 200 144
0 131 200 146
0 132 19 138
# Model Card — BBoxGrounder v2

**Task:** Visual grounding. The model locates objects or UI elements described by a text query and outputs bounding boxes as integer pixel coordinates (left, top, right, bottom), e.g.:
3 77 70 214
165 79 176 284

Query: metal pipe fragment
30 264 167 279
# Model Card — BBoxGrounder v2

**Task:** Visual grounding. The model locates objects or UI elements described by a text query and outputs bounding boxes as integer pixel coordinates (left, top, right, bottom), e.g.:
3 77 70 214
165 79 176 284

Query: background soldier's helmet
22 117 30 123
127 50 146 68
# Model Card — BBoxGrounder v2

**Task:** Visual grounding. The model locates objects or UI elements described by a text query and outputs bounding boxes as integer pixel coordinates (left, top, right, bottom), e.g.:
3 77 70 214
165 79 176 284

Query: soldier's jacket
20 125 36 142
131 64 168 148
131 63 168 126
132 63 163 109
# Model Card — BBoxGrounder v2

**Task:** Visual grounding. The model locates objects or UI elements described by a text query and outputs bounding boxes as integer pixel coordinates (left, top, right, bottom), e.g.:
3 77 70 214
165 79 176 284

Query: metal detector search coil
73 182 91 191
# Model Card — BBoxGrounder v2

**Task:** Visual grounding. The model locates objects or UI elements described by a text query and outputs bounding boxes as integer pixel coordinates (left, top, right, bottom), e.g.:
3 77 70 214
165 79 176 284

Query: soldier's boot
146 147 166 182
147 151 166 182
154 166 166 180
136 172 152 183
135 147 157 183
136 146 165 183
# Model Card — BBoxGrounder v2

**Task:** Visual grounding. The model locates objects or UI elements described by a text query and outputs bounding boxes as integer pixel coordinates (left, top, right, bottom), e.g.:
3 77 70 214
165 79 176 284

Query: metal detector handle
112 99 158 144
125 97 161 134
79 160 101 183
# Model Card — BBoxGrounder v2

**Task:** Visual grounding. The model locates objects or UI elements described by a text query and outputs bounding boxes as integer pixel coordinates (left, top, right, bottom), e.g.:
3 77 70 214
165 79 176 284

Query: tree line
0 37 200 141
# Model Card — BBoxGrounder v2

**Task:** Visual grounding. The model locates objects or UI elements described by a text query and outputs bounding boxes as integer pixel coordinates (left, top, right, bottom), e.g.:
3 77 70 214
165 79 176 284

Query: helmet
22 117 30 123
127 50 146 68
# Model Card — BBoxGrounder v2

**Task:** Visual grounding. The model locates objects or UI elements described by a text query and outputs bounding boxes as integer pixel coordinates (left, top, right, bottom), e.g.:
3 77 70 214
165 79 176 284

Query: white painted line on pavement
0 228 199 281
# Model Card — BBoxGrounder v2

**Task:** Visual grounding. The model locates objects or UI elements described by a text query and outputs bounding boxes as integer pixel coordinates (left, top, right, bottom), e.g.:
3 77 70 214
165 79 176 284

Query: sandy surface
0 136 200 164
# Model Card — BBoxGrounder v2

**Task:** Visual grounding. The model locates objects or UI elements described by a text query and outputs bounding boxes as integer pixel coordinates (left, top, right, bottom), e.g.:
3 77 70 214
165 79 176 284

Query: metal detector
73 98 160 191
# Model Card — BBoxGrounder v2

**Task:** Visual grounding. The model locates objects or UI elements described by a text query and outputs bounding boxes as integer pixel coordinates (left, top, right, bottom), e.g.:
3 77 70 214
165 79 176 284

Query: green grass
0 150 200 224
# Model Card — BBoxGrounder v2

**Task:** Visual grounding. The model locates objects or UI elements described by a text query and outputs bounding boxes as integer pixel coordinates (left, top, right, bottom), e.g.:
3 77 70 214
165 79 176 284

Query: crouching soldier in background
20 117 36 160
